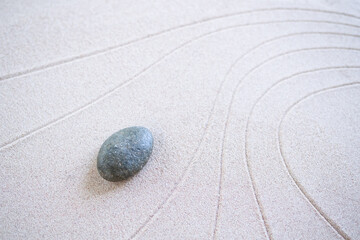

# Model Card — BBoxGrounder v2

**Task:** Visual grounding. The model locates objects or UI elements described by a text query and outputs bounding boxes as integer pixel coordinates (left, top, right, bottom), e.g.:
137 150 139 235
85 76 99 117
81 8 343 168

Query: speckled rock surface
97 126 153 181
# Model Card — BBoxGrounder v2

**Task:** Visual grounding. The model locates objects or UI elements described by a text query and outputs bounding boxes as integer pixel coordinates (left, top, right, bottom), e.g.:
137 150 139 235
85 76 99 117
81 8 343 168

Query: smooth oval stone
97 126 153 182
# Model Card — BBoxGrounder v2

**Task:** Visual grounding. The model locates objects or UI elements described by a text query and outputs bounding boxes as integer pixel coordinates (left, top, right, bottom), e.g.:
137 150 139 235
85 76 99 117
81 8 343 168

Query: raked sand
0 0 359 239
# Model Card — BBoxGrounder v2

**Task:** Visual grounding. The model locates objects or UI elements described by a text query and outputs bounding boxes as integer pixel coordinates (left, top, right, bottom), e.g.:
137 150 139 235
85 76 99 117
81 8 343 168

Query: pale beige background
0 0 359 239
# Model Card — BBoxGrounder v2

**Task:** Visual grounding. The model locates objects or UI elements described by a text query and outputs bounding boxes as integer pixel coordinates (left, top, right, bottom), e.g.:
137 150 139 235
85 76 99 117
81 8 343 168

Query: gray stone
97 126 154 182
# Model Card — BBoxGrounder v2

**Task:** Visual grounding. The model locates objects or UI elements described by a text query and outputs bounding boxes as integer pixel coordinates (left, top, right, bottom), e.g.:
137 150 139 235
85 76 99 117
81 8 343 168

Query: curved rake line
213 46 360 239
133 41 360 240
244 66 360 240
2 20 358 152
277 82 360 240
1 7 360 82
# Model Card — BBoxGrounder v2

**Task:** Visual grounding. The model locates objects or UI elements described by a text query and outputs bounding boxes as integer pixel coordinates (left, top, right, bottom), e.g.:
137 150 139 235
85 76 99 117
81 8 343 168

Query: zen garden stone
97 126 154 182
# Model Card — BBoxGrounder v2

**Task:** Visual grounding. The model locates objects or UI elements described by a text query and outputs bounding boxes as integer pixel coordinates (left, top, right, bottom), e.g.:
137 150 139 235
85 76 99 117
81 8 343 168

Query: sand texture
0 0 359 239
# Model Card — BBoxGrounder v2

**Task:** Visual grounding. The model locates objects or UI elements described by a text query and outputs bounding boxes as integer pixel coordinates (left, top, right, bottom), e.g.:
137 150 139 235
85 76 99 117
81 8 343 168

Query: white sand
0 0 359 239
